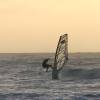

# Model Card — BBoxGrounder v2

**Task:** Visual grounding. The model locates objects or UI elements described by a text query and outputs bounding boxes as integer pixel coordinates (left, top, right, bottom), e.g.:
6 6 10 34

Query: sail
54 34 68 70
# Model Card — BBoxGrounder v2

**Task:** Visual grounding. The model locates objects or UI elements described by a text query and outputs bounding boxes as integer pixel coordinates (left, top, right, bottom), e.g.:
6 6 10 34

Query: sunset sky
0 0 100 53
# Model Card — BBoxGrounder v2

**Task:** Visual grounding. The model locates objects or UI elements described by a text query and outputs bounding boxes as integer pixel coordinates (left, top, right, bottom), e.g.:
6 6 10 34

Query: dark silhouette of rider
42 58 52 72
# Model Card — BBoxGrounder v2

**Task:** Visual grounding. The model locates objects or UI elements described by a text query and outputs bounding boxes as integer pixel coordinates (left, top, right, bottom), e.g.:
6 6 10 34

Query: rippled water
0 53 100 100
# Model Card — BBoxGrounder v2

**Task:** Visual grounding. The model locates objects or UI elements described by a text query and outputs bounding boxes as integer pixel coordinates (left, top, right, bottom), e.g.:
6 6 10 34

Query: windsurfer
42 58 52 72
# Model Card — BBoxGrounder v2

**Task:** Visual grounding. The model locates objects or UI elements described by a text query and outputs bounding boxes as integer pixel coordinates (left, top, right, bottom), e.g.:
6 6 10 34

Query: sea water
0 53 100 100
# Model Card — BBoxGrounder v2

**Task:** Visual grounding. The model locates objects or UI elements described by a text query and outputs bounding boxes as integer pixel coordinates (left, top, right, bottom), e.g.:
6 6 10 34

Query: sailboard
53 34 68 70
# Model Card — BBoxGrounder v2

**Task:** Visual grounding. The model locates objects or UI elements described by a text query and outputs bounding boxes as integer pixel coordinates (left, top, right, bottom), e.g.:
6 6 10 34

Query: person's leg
46 67 48 72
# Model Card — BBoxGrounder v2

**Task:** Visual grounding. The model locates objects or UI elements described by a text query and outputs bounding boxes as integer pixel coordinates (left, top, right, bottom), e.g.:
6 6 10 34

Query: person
42 58 52 72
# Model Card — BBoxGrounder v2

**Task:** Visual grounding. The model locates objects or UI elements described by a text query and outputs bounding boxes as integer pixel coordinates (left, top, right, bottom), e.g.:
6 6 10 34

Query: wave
62 68 100 80
0 93 48 100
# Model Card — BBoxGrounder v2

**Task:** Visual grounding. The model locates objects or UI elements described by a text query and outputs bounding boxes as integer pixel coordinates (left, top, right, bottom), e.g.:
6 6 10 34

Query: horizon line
0 52 100 54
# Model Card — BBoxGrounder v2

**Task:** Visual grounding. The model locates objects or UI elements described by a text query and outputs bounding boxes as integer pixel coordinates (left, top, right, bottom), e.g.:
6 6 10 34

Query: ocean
0 53 100 100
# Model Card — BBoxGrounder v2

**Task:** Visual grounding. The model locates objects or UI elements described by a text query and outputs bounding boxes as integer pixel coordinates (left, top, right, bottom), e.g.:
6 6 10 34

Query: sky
0 0 100 53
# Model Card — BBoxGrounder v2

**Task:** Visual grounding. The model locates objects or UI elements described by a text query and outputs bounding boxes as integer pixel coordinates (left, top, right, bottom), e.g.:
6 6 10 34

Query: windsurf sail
53 34 68 70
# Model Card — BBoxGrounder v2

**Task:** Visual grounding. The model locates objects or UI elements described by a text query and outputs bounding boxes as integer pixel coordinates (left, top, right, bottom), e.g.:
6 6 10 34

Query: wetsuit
42 58 52 72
